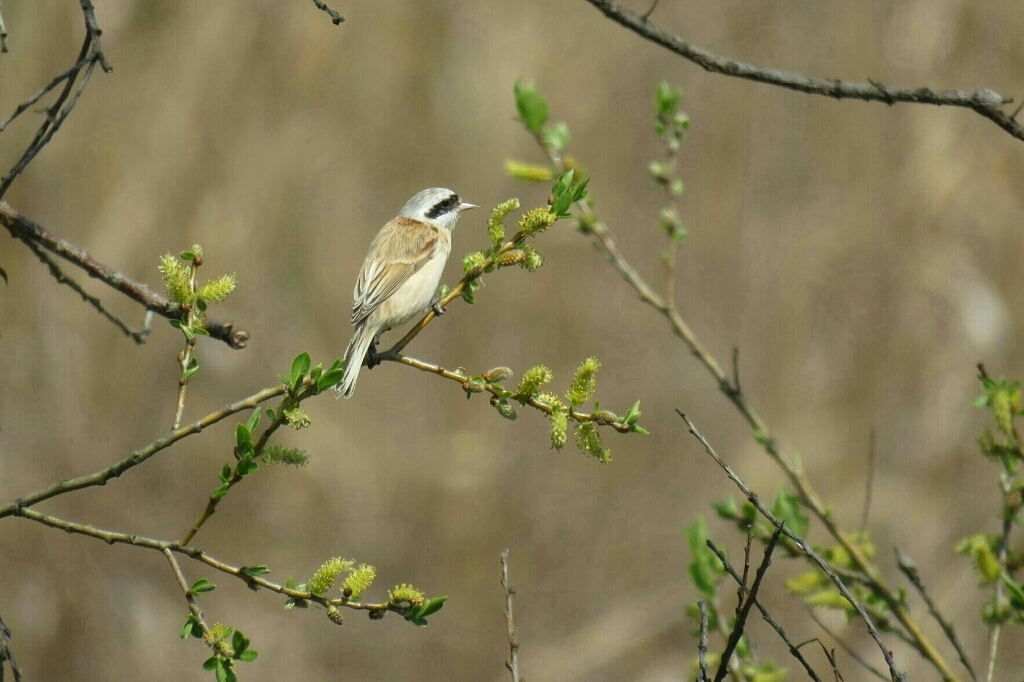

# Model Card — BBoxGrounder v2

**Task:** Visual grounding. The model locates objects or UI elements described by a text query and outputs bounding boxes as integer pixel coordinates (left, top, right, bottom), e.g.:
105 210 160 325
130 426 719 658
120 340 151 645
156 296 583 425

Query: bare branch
895 549 977 682
697 600 710 682
0 611 23 682
0 385 286 519
21 237 151 343
807 608 888 682
0 1 8 54
581 0 1024 143
677 411 906 682
707 538 824 682
500 550 521 682
310 0 345 25
0 203 249 349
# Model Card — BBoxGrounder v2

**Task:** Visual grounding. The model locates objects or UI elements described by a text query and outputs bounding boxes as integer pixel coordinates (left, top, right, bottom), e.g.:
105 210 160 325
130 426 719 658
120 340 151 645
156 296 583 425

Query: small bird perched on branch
337 188 476 398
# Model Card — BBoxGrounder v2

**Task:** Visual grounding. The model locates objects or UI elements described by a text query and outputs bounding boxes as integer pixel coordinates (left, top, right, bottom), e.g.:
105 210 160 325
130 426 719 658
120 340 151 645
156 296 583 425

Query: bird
336 188 477 398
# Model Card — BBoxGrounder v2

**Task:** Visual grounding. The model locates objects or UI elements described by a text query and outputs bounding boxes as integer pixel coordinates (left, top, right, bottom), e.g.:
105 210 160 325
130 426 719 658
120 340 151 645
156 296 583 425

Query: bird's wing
351 217 441 325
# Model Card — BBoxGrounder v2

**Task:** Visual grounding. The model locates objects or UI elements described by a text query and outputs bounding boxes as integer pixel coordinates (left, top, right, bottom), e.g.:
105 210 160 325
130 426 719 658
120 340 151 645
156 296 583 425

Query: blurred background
2 0 1023 679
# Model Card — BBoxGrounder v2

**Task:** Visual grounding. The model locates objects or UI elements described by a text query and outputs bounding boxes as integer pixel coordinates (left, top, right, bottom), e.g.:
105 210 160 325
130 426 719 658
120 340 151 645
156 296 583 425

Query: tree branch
310 0 345 25
0 385 286 520
0 203 249 349
678 411 907 682
500 550 521 682
581 0 1024 144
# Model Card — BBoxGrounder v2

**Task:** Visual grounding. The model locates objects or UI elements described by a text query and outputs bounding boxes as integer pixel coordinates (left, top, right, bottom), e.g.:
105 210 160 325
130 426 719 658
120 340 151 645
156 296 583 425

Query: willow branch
14 507 407 617
581 0 1024 144
500 550 521 682
22 236 151 343
678 411 906 682
525 129 957 680
0 203 248 349
0 385 286 519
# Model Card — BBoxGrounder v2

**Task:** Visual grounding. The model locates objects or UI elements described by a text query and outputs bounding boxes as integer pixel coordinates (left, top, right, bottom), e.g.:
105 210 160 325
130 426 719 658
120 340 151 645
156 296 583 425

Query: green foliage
260 443 309 467
309 558 354 595
519 244 544 272
513 80 548 134
341 564 377 599
402 596 447 627
159 254 192 305
517 365 553 399
488 198 520 247
566 356 600 407
504 160 552 182
197 274 237 303
685 517 725 599
574 421 610 462
548 169 590 219
956 534 1002 583
389 584 425 606
199 625 258 682
549 402 568 450
517 206 557 237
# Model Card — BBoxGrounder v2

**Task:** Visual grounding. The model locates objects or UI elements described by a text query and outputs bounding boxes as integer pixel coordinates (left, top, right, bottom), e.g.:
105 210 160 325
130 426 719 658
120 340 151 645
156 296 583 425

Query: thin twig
172 261 200 430
0 54 95 131
697 600 710 682
640 0 661 21
0 385 286 519
807 608 888 682
14 507 408 617
712 526 784 682
677 411 906 682
500 550 521 682
894 549 977 681
860 427 876 533
0 203 248 349
21 237 151 343
310 0 345 25
581 0 1024 144
0 611 22 682
707 539 824 682
526 127 957 681
0 1 8 54
79 0 111 72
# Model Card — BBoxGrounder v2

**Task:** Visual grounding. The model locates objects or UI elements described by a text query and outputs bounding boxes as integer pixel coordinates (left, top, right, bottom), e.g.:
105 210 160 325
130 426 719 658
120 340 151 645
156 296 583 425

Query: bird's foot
431 298 446 316
366 333 382 369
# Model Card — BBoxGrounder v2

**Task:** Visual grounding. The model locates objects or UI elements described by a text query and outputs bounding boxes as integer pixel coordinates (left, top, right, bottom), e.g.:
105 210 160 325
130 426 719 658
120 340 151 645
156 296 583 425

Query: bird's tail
336 324 375 398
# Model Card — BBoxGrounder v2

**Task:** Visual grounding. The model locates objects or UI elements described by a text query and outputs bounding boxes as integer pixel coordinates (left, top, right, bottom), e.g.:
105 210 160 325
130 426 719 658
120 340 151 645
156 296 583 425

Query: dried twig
706 539 824 682
500 550 521 682
807 608 888 681
0 203 248 349
21 237 151 343
678 411 906 682
0 611 23 682
581 0 1024 144
310 0 345 25
894 549 977 681
697 600 710 682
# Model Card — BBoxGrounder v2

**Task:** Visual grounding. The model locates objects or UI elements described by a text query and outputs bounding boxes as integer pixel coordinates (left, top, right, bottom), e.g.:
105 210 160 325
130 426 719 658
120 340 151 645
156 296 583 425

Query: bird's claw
366 335 381 369
431 299 446 316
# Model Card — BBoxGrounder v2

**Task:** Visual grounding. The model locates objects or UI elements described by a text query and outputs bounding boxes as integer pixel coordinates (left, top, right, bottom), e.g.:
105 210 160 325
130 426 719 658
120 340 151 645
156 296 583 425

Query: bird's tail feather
336 324 375 398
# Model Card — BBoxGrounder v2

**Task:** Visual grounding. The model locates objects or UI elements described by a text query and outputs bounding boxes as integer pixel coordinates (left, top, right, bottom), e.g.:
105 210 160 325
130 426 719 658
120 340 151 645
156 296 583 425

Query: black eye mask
426 193 460 219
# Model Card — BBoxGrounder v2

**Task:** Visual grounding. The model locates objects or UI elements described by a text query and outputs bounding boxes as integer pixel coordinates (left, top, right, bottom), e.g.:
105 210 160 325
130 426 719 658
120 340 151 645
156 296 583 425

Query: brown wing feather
351 217 441 325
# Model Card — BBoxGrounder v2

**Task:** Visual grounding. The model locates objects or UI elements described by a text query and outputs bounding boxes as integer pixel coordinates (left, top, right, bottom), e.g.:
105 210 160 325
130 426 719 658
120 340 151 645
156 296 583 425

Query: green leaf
237 650 259 663
1001 573 1024 611
215 658 229 682
278 374 293 390
513 80 549 134
232 631 248 655
195 297 208 313
317 368 344 392
419 596 447 617
291 352 311 387
632 425 650 435
246 410 261 434
182 364 200 383
181 614 196 639
180 251 198 262
190 578 216 595
711 496 739 520
202 656 219 671
543 122 570 153
684 518 723 599
771 489 809 537
235 423 252 449
192 325 210 337
212 483 231 500
654 81 682 118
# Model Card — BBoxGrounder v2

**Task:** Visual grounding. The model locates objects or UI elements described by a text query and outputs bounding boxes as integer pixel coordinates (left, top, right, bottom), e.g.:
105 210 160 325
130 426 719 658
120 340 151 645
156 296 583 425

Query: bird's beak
456 202 478 213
